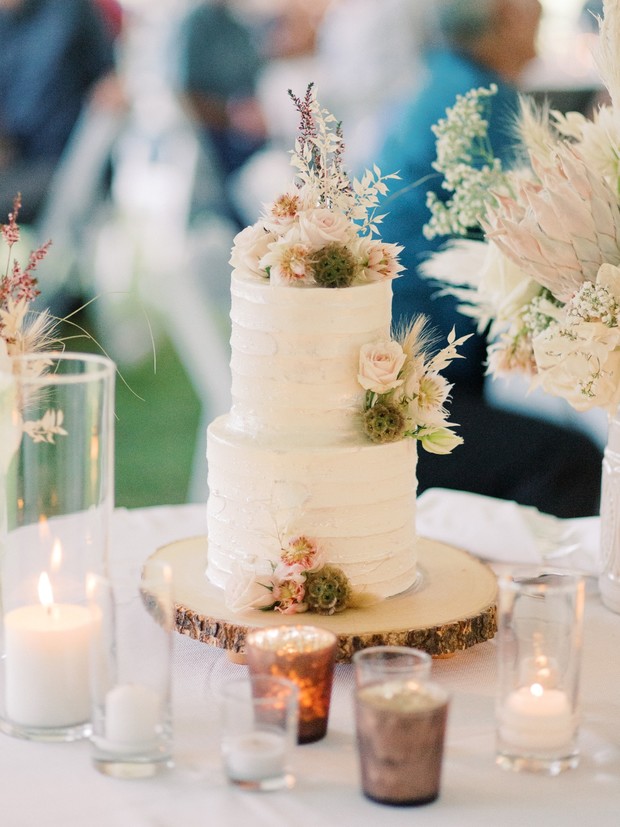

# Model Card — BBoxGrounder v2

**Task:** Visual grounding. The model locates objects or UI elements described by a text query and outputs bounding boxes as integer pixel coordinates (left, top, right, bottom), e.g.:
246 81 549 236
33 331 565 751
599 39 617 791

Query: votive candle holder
245 625 337 744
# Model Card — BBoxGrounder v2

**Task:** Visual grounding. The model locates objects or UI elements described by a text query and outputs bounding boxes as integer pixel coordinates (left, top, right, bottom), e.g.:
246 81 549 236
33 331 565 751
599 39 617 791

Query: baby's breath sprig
424 85 512 240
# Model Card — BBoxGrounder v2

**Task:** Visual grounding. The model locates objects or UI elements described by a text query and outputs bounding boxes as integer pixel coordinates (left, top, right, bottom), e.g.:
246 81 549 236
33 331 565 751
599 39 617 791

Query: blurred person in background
315 0 439 171
372 0 603 517
177 0 268 226
0 0 120 223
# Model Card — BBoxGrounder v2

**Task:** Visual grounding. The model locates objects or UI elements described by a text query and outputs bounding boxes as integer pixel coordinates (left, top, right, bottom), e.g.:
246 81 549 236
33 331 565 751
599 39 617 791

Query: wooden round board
150 536 497 662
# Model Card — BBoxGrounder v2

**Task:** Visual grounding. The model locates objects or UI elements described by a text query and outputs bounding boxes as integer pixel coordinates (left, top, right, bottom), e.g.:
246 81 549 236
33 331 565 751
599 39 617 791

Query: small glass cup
353 646 432 687
354 677 450 806
245 625 337 744
219 675 298 791
495 569 585 775
87 561 174 778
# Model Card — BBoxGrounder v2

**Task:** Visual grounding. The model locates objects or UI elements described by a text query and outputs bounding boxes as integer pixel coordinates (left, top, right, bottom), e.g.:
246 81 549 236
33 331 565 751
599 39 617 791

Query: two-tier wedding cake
206 86 466 615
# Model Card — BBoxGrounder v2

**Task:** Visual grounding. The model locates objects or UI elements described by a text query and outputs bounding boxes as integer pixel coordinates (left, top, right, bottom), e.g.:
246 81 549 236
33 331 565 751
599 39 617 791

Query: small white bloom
358 341 406 394
418 426 463 455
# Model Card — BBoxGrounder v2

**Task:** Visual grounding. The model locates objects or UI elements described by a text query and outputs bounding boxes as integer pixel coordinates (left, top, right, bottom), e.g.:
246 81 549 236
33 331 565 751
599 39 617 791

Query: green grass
64 313 200 508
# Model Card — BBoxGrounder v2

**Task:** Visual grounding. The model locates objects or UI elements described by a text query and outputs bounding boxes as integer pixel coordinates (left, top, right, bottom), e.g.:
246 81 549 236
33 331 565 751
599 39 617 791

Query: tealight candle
4 574 92 728
499 683 573 751
102 683 161 753
223 730 287 782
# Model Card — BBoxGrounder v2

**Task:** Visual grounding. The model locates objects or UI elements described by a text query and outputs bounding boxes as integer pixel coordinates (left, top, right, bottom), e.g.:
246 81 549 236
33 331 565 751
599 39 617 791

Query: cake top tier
229 83 404 290
226 85 469 456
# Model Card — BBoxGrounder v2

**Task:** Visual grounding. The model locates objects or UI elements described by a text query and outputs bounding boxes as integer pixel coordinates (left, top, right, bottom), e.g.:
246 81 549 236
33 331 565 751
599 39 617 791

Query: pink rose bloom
297 208 357 249
358 340 407 394
229 223 276 279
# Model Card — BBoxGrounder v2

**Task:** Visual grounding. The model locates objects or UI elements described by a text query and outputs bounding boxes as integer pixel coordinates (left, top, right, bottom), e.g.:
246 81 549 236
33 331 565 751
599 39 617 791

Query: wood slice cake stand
150 536 497 663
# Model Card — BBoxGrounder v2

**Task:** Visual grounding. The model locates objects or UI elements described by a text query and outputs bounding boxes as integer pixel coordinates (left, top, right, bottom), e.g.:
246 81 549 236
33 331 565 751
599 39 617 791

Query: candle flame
38 572 54 609
530 682 544 698
50 539 62 572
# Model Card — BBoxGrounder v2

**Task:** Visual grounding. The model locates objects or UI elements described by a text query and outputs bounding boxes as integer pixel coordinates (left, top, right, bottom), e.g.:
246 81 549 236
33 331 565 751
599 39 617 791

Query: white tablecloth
2 503 620 827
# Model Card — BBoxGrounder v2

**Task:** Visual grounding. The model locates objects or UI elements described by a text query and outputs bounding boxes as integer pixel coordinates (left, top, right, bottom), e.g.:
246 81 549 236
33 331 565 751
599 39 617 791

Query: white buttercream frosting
206 272 418 600
229 272 391 445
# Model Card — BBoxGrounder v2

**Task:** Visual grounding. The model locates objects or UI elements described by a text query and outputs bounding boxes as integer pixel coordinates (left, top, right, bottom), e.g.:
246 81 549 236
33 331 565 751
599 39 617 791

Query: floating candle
499 683 573 752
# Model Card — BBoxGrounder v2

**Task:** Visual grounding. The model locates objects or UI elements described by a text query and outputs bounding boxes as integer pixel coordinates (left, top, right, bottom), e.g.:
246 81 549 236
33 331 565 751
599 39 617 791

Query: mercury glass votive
245 625 337 744
354 678 450 806
495 570 585 775
353 645 432 687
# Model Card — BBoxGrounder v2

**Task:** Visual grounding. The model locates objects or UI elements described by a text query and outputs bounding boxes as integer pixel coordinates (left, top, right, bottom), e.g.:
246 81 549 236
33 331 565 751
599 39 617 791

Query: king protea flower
483 144 620 303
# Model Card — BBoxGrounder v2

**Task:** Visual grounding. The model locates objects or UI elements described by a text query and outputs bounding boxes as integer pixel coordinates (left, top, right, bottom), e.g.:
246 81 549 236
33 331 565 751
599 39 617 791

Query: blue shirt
375 49 520 390
0 0 115 161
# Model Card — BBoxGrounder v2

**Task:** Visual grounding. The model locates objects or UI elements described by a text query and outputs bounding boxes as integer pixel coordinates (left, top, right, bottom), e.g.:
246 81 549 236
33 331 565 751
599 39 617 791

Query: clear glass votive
495 570 585 775
245 625 337 744
0 352 115 742
354 678 450 806
219 675 298 791
88 562 174 778
353 645 432 687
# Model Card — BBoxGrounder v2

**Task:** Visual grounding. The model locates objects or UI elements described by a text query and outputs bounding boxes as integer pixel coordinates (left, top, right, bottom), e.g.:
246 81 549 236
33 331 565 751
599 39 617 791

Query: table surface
2 503 619 827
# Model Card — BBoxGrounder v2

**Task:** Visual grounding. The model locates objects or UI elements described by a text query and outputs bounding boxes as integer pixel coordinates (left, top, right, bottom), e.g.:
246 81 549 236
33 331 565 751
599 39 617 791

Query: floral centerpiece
420 3 620 415
225 85 469 615
419 2 620 610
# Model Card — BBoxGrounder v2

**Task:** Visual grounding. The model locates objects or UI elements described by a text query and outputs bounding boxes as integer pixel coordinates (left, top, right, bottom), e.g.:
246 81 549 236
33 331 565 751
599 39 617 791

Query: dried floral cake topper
421 1 620 414
230 83 405 287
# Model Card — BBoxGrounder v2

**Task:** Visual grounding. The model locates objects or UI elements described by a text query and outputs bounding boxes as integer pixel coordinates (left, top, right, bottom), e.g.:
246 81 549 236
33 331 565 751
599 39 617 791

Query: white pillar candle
4 603 92 728
499 684 574 751
102 683 161 753
223 731 287 782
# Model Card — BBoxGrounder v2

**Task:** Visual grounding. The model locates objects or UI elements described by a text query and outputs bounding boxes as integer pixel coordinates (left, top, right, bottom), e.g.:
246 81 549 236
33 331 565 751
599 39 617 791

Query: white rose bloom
479 243 540 332
297 208 357 249
358 340 406 394
532 320 620 412
229 223 276 279
225 559 275 612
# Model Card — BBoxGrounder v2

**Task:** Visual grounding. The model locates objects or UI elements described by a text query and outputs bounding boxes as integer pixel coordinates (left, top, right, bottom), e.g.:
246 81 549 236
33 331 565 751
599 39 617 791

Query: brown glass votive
245 626 337 744
354 679 449 806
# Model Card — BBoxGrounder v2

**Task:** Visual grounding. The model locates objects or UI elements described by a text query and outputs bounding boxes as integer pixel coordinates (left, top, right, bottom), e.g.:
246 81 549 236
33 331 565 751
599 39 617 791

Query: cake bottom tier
206 416 418 600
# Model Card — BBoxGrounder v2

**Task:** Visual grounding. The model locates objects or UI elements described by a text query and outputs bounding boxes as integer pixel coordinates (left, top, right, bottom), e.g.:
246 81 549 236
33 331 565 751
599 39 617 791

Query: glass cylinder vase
0 352 115 740
599 405 620 612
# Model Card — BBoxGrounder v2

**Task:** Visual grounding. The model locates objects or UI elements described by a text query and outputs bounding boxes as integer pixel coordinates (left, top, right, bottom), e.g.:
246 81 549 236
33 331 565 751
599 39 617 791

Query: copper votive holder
245 625 338 744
